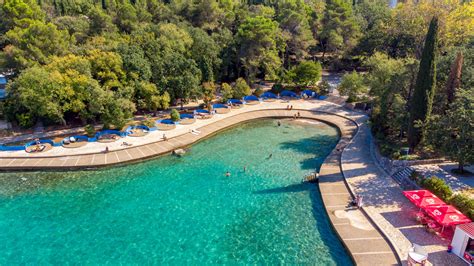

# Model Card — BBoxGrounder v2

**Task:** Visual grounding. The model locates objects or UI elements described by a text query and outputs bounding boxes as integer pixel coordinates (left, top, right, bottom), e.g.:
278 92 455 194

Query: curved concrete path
0 109 350 170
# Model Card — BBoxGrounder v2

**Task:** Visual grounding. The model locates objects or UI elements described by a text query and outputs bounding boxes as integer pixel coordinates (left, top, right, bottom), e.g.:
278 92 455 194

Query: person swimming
225 171 231 177
267 154 273 159
277 121 281 126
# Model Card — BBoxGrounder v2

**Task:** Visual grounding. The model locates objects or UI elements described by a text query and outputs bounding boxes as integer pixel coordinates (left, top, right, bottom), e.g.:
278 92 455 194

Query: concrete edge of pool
0 108 401 265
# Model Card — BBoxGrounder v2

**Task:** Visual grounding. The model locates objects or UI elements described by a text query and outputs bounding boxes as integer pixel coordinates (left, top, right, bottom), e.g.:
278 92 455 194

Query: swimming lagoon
0 119 352 265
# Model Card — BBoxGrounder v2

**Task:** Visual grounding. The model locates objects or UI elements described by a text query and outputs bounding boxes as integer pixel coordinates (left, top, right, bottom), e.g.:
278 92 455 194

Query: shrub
233 78 251 98
254 87 263 97
318 80 331 95
420 176 453 201
221 83 233 102
16 113 35 129
271 83 284 94
84 124 95 137
449 193 474 220
170 109 180 122
143 118 156 128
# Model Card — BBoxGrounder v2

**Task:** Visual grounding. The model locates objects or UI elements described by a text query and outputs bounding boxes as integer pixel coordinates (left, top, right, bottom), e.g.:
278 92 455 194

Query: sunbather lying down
122 142 133 146
32 145 46 152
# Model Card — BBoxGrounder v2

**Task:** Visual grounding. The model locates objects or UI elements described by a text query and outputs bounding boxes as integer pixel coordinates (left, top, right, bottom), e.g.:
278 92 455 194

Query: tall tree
407 16 438 151
319 0 360 57
236 16 283 82
4 19 71 69
445 51 463 105
276 0 315 66
425 90 474 173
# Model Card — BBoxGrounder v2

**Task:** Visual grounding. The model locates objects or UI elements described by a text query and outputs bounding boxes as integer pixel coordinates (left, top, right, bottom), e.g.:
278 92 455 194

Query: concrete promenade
341 122 465 266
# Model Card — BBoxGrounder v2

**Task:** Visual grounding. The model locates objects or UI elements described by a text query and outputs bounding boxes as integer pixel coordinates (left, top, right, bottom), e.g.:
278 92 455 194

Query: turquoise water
0 119 352 265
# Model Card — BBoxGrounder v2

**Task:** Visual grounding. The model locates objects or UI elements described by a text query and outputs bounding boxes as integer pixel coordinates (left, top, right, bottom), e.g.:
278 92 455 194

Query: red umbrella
403 190 446 208
424 205 471 227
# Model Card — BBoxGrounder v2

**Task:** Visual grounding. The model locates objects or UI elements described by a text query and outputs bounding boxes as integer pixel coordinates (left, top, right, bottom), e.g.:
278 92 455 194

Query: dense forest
0 0 472 167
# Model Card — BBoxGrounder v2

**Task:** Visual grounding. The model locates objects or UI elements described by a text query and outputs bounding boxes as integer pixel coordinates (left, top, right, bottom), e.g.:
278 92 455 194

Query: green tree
201 82 216 111
290 61 322 86
134 81 170 113
233 78 251 99
408 17 439 151
338 71 367 102
353 1 391 56
118 43 152 81
87 49 126 90
318 80 331 96
1 0 45 32
221 82 233 102
445 51 463 105
187 0 225 32
236 16 283 82
425 90 474 173
87 6 116 35
319 0 360 57
53 15 90 43
189 27 222 82
276 0 315 65
115 3 138 33
163 53 202 108
4 19 71 69
170 108 180 122
365 52 416 137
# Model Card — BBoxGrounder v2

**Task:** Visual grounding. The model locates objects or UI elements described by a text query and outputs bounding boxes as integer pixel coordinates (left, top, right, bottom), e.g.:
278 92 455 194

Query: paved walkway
0 108 352 170
0 101 334 158
318 123 400 265
341 122 465 266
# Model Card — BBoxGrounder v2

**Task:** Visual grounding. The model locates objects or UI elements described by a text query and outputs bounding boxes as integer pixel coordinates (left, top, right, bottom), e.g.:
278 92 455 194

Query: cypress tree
446 51 463 105
407 16 438 150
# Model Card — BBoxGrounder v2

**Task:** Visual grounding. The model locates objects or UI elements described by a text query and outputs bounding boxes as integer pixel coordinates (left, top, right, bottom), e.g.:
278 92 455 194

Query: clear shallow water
0 119 352 265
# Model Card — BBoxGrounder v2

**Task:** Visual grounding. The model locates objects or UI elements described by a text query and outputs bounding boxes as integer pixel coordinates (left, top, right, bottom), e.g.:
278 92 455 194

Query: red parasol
424 205 471 226
402 190 446 208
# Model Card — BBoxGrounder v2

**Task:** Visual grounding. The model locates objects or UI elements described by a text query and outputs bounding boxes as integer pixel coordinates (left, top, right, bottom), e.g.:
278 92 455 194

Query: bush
449 193 474 220
221 83 233 102
271 83 284 94
16 113 35 129
170 109 180 122
420 176 453 201
318 80 331 96
254 87 263 97
233 78 251 98
84 124 95 137
143 118 156 128
415 174 473 220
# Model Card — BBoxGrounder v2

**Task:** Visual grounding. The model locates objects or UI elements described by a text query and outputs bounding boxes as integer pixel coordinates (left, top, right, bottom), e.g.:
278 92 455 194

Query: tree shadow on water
279 136 338 170
254 182 355 265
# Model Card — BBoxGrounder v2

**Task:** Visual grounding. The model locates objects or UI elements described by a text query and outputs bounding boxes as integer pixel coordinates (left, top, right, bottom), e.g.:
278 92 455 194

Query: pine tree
446 51 463 105
407 16 438 151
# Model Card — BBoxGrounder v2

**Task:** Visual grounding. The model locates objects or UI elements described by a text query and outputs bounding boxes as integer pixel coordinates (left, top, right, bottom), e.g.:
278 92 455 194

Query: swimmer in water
225 171 231 177
267 154 273 159
277 121 281 126
243 166 247 172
